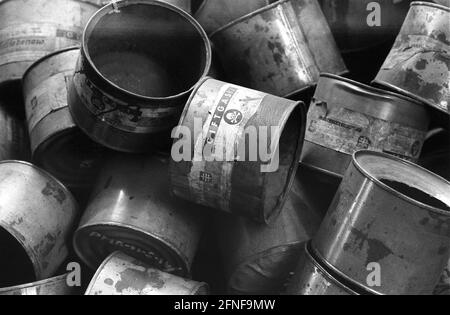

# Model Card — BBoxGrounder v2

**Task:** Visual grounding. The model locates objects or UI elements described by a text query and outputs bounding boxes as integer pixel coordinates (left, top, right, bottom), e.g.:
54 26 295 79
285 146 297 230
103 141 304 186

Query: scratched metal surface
0 273 78 295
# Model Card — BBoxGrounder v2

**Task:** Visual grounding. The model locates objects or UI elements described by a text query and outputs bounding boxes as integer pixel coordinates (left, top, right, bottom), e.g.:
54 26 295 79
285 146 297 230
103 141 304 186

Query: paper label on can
305 101 426 161
188 84 266 211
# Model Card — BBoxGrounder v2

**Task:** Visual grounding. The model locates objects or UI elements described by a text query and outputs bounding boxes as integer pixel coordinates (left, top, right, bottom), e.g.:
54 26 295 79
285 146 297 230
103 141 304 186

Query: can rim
411 1 450 12
84 251 121 294
0 0 101 9
0 273 69 294
81 0 212 101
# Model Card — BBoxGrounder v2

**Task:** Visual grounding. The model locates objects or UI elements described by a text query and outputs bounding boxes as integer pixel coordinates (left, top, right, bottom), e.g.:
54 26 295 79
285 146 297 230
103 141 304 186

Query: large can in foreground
0 161 78 287
86 252 209 295
0 102 29 161
0 274 78 295
0 0 99 87
312 151 450 295
373 2 450 116
68 0 212 152
170 78 306 224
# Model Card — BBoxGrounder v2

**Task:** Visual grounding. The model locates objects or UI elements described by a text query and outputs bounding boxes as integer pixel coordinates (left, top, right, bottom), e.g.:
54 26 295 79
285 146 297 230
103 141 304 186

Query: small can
0 274 78 295
170 78 306 224
85 252 209 295
0 102 29 161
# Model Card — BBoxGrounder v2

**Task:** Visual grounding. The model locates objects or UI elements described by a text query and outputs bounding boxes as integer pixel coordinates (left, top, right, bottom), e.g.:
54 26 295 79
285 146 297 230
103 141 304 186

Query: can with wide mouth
210 0 347 97
215 171 322 295
170 78 306 224
194 0 271 35
302 74 430 177
23 47 106 190
74 153 204 277
68 0 212 152
0 161 78 288
286 243 358 295
312 151 450 295
0 273 78 295
373 2 450 116
0 102 29 161
0 0 99 88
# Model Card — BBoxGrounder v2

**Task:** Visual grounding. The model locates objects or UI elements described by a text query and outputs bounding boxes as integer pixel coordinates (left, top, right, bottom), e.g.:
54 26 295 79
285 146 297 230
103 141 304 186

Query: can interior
0 227 36 287
86 2 208 98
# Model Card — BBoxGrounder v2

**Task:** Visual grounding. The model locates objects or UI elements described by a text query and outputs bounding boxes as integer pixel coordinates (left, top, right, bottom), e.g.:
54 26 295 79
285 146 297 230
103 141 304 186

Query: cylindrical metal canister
74 154 204 277
373 2 450 116
319 0 413 53
194 0 270 35
286 243 358 295
0 102 29 161
312 151 450 295
161 0 191 12
210 0 347 97
215 171 323 295
0 161 78 288
23 47 106 190
68 0 212 152
86 252 209 295
302 74 430 177
170 78 306 224
0 0 99 87
0 274 78 295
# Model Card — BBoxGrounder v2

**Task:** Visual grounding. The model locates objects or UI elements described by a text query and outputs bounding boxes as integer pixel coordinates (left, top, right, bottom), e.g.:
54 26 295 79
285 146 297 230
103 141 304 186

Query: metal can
0 161 78 287
86 252 209 295
302 74 430 177
286 243 358 295
0 0 99 87
312 151 450 295
194 0 270 35
23 47 106 190
210 0 347 97
0 102 29 161
373 2 450 116
68 0 212 152
170 78 306 224
0 274 78 295
215 171 323 295
74 153 204 277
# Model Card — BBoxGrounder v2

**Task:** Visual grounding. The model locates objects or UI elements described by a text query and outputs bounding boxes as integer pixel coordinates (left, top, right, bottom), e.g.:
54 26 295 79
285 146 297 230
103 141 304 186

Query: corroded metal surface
302 74 430 177
374 2 450 115
74 154 204 277
68 0 211 152
210 0 347 97
0 102 29 161
86 252 209 295
170 78 306 224
0 274 78 295
312 151 450 295
0 161 78 287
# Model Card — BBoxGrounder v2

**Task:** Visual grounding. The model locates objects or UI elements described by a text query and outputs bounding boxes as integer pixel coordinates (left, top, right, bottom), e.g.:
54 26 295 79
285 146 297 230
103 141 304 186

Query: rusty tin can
0 161 78 287
0 0 99 87
23 47 106 190
0 102 29 161
210 0 347 97
302 74 430 177
373 2 450 115
194 0 270 35
170 78 306 224
0 274 77 295
286 243 358 295
68 0 212 152
312 151 450 295
74 154 204 277
215 171 322 295
86 252 209 295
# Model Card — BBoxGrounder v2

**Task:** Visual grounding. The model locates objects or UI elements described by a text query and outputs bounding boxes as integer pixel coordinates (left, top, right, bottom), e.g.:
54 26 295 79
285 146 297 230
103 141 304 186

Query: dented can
74 154 203 277
302 74 430 177
286 243 358 295
170 78 306 224
0 0 99 87
210 0 347 97
0 274 78 295
23 47 106 190
0 161 78 287
68 0 212 152
374 2 450 115
312 151 450 295
0 102 29 161
215 171 323 295
194 0 270 35
86 252 209 295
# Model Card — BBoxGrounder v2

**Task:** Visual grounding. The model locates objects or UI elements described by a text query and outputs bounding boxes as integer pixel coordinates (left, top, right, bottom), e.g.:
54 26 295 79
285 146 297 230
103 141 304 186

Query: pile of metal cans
0 0 448 295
